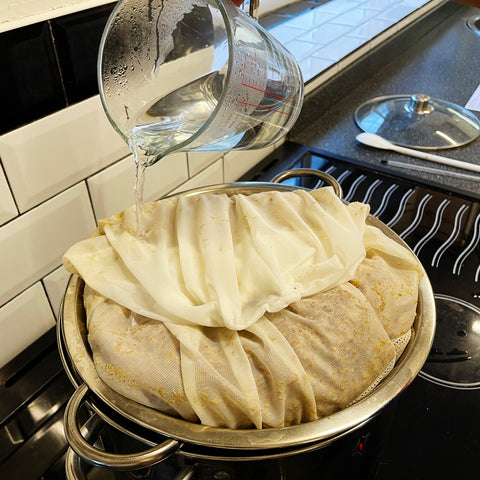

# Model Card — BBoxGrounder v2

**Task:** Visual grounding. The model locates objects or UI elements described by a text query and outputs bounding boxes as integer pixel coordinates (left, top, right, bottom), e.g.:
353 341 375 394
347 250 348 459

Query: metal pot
57 170 435 477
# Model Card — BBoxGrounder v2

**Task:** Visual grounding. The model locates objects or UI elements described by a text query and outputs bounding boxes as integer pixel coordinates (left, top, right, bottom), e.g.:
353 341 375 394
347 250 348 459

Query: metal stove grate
328 162 480 282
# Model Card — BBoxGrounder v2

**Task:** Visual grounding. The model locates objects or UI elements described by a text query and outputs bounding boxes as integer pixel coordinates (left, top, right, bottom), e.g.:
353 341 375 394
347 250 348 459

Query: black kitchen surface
243 141 480 478
50 4 117 105
0 328 74 479
0 21 66 135
0 3 116 135
2 0 480 476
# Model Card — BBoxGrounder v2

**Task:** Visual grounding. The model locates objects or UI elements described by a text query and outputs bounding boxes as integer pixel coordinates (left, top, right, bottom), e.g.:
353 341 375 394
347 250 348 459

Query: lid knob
409 94 434 114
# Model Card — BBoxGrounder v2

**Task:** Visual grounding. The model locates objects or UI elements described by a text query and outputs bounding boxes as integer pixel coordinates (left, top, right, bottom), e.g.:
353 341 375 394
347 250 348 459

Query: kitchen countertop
288 0 480 199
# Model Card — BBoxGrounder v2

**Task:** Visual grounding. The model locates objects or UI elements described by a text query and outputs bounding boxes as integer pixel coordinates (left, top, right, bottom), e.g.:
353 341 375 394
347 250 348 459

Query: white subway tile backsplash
187 151 224 177
0 182 96 306
0 282 55 368
297 23 351 46
42 265 72 320
348 17 394 39
0 165 18 226
283 39 319 62
318 0 364 15
312 35 366 62
1 0 293 33
0 96 130 213
378 4 418 22
330 8 379 27
224 147 275 183
285 9 337 30
139 152 190 201
172 159 224 195
401 0 430 7
299 57 337 81
87 156 135 220
364 0 398 8
87 152 189 219
265 0 434 84
259 0 298 16
268 24 302 43
1 0 116 32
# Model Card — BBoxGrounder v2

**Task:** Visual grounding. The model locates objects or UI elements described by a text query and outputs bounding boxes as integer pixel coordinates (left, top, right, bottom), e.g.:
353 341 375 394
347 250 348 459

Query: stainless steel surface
65 414 103 480
270 168 343 198
64 383 181 471
409 94 433 114
58 175 436 466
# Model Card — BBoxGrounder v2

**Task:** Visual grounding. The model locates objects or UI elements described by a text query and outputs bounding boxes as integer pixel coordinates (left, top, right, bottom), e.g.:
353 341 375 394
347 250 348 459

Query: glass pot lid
355 94 480 150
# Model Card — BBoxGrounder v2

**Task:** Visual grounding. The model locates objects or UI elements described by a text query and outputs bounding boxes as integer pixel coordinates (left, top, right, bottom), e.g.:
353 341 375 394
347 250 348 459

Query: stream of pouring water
125 70 225 238
134 154 148 237
130 140 161 238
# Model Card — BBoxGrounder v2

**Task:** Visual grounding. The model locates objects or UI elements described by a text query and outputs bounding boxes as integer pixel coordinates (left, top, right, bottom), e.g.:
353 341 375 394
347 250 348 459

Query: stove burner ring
420 294 480 389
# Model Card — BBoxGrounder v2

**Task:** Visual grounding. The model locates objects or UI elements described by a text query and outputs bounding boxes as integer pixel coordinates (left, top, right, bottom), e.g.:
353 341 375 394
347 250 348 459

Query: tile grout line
0 159 20 220
47 20 69 107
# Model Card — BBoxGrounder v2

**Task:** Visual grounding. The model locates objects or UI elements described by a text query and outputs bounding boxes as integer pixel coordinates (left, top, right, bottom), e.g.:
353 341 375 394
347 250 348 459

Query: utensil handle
382 159 480 180
395 145 480 173
64 383 182 471
270 168 343 199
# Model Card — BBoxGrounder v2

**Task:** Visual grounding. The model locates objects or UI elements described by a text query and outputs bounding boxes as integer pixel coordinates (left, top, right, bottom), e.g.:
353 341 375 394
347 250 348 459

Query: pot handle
270 168 343 199
65 413 103 480
64 383 182 471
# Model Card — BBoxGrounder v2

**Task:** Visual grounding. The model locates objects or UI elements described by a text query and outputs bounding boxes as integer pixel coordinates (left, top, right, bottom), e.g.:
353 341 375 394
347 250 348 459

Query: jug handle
64 383 182 471
270 168 344 199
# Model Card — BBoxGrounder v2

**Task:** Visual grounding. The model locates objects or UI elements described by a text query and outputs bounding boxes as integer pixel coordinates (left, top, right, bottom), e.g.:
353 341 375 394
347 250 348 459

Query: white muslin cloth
64 187 422 429
64 188 368 330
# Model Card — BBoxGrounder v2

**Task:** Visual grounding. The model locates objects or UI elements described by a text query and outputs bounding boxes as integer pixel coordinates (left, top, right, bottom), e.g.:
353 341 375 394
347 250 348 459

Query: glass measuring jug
98 0 304 166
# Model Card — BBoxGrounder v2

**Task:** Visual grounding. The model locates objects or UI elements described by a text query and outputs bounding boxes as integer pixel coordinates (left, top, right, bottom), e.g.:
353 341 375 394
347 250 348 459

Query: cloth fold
65 187 422 429
64 188 368 330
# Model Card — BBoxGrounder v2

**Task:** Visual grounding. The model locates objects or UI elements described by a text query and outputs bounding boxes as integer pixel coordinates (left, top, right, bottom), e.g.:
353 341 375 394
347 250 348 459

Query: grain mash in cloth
63 187 422 429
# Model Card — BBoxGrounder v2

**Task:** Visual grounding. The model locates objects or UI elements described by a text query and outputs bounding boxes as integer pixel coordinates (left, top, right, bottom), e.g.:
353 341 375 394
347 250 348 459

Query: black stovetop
243 142 480 478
